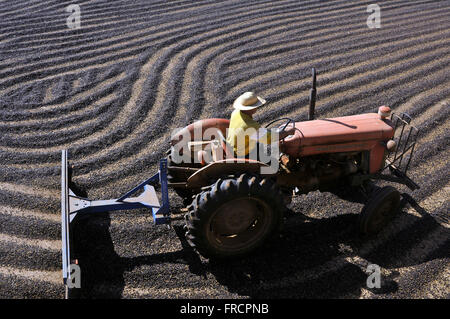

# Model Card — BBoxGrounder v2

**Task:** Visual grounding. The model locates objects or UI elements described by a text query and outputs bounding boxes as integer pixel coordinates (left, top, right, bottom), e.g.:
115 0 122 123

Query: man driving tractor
226 91 296 160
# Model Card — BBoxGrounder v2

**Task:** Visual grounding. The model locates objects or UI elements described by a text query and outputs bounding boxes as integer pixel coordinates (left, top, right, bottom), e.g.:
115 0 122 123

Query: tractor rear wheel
359 186 401 235
185 173 284 259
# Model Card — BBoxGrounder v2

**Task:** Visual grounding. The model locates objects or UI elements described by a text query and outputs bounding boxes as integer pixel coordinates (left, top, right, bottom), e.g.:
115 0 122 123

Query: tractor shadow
71 212 125 298
206 192 448 298
70 190 447 299
70 209 206 299
71 215 206 299
207 213 368 298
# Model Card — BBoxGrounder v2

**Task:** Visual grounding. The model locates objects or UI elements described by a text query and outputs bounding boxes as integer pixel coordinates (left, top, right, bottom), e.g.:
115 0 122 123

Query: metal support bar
393 117 407 161
351 169 419 191
404 140 417 175
167 166 199 173
116 173 160 202
69 197 159 215
156 158 170 225
374 170 420 190
308 68 317 121
61 150 70 285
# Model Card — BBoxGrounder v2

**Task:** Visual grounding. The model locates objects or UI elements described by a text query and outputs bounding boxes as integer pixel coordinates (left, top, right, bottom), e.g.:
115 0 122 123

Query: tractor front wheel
359 186 401 235
185 173 285 259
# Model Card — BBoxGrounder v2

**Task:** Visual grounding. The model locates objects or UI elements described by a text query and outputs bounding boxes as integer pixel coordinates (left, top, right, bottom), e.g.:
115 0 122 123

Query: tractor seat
190 129 235 165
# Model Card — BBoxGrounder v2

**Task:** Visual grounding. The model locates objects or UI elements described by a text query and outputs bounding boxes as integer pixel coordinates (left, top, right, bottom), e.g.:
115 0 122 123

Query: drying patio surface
0 0 448 298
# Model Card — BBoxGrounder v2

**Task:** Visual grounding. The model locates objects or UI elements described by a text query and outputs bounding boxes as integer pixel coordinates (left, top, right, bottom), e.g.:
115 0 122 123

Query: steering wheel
264 117 295 148
265 117 295 134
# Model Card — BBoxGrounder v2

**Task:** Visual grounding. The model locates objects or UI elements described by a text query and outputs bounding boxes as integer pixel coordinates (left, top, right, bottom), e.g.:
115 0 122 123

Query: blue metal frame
61 150 171 292
61 150 70 286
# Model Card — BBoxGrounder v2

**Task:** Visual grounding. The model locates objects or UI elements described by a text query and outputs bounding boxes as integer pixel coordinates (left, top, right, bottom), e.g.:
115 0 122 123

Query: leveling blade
60 150 171 298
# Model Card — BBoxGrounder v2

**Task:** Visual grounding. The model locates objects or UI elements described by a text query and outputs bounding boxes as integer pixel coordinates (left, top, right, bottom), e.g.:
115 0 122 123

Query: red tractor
167 69 419 259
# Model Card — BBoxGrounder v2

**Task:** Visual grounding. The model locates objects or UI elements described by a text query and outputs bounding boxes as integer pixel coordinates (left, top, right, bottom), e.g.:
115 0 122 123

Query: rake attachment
61 150 171 298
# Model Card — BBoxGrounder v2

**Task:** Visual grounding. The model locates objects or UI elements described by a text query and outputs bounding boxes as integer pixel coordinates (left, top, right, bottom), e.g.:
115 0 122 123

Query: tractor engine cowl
281 113 395 160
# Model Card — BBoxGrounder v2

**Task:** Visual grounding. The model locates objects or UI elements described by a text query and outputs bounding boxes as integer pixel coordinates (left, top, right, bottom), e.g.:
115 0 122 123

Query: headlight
386 139 396 151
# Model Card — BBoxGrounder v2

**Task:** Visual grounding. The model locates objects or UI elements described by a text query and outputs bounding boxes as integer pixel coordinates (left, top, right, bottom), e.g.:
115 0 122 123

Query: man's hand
278 124 295 140
285 126 295 135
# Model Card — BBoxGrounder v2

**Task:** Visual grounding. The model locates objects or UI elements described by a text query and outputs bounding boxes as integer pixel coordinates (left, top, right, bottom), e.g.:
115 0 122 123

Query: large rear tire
185 173 285 259
359 186 401 235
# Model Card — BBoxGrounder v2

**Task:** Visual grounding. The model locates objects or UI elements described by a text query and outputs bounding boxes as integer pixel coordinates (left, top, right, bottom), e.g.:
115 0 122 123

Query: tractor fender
186 159 275 189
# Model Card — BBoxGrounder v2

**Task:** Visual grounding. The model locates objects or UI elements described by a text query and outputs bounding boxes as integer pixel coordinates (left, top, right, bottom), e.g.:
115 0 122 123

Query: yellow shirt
226 110 272 157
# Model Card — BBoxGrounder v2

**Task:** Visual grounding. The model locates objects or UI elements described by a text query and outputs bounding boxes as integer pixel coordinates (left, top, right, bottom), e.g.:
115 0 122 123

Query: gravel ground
0 0 448 299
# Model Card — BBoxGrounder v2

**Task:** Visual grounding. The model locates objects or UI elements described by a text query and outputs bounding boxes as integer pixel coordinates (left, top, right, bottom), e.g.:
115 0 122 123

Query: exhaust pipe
309 67 317 121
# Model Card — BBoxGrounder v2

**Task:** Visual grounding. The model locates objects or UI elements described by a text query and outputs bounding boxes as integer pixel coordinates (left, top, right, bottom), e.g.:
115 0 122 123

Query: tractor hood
282 113 395 157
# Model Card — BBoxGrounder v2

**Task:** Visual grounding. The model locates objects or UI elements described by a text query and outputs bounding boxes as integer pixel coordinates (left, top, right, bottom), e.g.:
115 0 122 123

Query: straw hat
233 92 266 111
